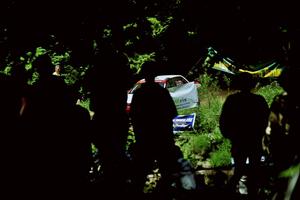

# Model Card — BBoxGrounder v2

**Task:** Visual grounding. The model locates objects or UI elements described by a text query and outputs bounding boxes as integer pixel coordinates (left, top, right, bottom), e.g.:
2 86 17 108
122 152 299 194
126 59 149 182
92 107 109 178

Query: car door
167 76 199 110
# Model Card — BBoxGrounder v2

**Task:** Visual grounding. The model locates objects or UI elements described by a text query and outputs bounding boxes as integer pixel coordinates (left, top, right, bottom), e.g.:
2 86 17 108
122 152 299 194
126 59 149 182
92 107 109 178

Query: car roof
155 75 184 80
137 75 187 83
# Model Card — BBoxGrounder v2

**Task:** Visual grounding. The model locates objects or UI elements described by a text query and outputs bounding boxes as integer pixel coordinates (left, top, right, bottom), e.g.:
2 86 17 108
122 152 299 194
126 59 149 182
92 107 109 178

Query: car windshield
129 82 164 94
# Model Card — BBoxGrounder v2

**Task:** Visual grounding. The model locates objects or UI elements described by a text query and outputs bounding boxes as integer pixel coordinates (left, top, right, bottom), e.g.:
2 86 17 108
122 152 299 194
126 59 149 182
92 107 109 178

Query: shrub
175 132 211 167
209 138 232 167
198 73 225 134
199 97 223 134
256 81 284 106
191 134 211 157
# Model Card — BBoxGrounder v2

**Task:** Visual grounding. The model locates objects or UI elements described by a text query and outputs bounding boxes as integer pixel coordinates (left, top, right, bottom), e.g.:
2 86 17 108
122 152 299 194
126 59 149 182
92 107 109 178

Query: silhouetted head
10 61 28 84
90 48 132 91
140 61 159 83
233 72 256 91
32 54 53 78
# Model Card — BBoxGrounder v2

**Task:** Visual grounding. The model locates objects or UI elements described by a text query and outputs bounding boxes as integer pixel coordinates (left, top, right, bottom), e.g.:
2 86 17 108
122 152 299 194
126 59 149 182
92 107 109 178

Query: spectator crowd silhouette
1 46 299 200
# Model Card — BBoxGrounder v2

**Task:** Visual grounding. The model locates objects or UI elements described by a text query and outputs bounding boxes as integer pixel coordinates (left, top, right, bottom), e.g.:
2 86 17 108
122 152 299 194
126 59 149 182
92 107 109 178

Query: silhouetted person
0 72 24 197
129 61 182 198
67 88 94 198
266 67 300 173
85 48 133 198
10 61 30 116
266 67 300 200
19 54 91 199
219 72 269 199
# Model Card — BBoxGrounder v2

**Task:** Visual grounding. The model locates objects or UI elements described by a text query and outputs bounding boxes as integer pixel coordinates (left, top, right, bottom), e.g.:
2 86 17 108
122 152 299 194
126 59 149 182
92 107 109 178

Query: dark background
1 0 300 74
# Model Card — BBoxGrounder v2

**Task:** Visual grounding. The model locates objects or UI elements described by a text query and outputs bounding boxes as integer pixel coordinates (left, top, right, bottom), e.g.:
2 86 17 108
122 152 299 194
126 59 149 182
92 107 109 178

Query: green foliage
279 163 300 178
191 134 211 156
208 126 223 143
27 72 39 86
175 133 200 167
199 73 220 96
50 50 88 87
63 64 84 86
35 47 48 57
256 81 284 106
91 143 98 155
102 28 112 39
147 16 172 37
20 47 48 85
209 138 232 167
128 52 155 73
123 23 137 30
176 73 284 170
199 97 223 135
127 126 136 151
221 74 232 89
78 98 90 111
51 51 71 65
1 65 12 75
176 131 231 168
17 46 88 87
199 74 224 135
175 72 233 169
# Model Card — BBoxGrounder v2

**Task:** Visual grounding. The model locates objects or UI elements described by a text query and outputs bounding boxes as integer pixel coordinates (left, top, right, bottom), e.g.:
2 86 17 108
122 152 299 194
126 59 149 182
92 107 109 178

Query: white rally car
126 75 200 113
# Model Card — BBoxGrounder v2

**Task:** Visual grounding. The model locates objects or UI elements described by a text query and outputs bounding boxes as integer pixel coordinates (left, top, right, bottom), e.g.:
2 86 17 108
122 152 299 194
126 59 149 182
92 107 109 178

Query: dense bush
256 81 284 106
209 138 232 167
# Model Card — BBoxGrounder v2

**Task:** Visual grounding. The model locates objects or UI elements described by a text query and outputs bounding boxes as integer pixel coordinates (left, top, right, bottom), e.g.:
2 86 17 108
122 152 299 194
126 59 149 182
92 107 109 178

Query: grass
175 74 284 169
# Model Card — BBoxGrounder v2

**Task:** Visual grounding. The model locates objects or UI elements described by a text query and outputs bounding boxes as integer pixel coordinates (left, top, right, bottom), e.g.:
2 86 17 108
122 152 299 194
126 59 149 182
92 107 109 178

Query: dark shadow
18 54 92 199
85 48 133 199
0 71 24 197
265 66 300 200
219 72 270 199
129 61 184 198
